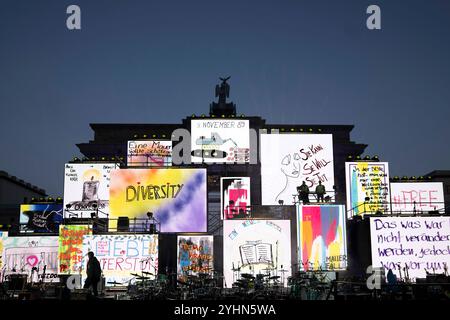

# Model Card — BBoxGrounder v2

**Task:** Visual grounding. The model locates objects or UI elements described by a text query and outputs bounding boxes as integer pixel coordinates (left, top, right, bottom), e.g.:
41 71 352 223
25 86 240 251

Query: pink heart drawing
27 255 38 267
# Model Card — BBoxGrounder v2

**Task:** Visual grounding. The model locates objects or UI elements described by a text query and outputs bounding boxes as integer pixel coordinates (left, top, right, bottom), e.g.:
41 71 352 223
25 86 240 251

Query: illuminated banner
370 217 450 281
345 162 390 216
220 177 251 220
260 134 334 205
109 168 207 232
82 234 158 285
127 140 172 167
20 204 63 234
297 205 347 271
191 119 250 163
223 220 291 288
2 236 59 282
63 163 117 218
390 182 445 214
0 232 7 271
58 225 92 274
177 235 213 282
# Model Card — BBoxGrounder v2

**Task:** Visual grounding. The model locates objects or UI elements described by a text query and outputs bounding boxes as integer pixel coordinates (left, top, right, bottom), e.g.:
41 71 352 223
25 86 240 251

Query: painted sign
221 177 251 219
109 168 207 232
63 163 117 218
127 140 172 167
177 235 213 282
390 182 445 214
260 134 335 205
58 225 93 274
20 204 63 233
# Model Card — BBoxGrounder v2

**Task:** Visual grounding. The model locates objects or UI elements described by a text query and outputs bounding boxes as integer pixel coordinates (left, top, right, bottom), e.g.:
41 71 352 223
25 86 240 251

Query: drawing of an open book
239 241 273 267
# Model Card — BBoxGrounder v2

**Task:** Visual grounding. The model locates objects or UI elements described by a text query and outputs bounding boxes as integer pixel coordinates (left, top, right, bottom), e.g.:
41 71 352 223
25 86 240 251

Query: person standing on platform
315 181 326 202
84 251 102 297
298 181 310 204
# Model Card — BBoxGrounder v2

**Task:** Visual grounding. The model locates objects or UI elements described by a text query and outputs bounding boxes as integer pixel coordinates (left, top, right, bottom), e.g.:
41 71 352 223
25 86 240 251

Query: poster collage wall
3 125 448 285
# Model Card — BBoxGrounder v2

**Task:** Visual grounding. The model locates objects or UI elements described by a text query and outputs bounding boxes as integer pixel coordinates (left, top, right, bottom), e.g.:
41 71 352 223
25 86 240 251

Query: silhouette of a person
84 251 102 297
315 181 326 202
298 181 310 204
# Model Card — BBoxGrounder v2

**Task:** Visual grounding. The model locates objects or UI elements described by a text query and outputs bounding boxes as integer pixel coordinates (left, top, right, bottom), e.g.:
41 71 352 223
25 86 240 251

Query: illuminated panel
345 162 390 216
177 235 213 282
223 220 291 288
261 133 334 205
370 216 450 281
82 234 158 286
3 236 59 282
109 168 207 233
220 177 251 220
58 224 92 274
191 119 250 163
19 204 63 234
390 182 445 213
63 163 117 218
297 205 347 271
127 140 172 167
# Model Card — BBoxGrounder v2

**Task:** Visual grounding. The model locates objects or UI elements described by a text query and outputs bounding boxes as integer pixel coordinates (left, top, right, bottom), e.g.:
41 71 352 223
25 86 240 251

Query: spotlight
82 157 88 162
56 197 63 203
47 197 54 202
31 197 36 203
191 114 196 117
290 128 295 132
73 157 80 162
152 135 156 138
133 134 139 139
201 114 205 117
240 114 245 117
364 155 371 160
402 176 408 181
221 114 225 118
418 176 424 180
143 134 147 138
281 128 285 132
300 128 304 132
393 176 399 181
39 197 45 202
308 128 313 132
410 176 417 180
162 134 166 138
356 155 361 160
372 155 379 161
91 157 97 161
317 128 322 133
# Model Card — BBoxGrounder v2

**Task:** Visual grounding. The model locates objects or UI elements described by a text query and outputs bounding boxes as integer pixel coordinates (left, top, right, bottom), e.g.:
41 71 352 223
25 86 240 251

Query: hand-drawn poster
177 235 213 283
297 205 347 271
345 162 390 216
19 204 63 234
370 217 450 281
260 134 335 205
223 220 291 288
2 236 59 282
127 140 172 167
191 119 250 163
63 163 117 218
220 177 251 219
58 225 93 274
82 234 158 285
0 232 7 273
109 168 207 233
390 182 445 214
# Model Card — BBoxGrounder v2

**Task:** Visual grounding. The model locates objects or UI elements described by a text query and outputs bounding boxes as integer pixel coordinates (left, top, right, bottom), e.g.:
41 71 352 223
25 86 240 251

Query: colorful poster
390 182 445 214
109 168 207 233
58 225 92 274
0 232 7 271
63 163 117 218
2 236 59 282
127 140 172 167
82 234 158 285
370 217 450 281
346 162 390 216
191 119 250 163
260 134 335 205
177 235 213 282
220 177 251 219
297 205 347 271
19 204 63 234
223 220 291 288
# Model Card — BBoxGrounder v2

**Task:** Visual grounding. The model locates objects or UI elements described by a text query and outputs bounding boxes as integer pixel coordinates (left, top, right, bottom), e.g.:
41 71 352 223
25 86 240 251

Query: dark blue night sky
1 0 449 196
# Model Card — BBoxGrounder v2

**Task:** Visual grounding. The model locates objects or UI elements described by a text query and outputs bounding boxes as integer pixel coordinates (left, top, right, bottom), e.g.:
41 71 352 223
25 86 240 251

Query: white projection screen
260 134 334 205
191 119 250 163
370 217 450 281
390 182 445 214
223 220 291 288
63 163 117 218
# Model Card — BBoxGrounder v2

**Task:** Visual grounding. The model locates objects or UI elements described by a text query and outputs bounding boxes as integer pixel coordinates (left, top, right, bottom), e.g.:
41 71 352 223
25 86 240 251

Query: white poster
63 163 117 218
370 217 450 281
390 182 445 214
345 162 390 216
127 140 172 167
191 119 250 163
2 236 59 283
260 134 334 205
82 234 158 286
223 220 291 288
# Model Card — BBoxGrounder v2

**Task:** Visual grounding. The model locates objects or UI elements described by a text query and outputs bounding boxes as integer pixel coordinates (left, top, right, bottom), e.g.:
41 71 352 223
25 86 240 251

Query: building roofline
0 170 47 196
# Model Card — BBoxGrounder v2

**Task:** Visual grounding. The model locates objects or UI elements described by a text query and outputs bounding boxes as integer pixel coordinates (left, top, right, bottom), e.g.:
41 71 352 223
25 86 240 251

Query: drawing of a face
280 153 301 178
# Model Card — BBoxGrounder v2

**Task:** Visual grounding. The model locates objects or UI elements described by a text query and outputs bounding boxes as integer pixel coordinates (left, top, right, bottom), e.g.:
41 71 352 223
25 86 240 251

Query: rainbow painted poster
58 225 93 274
297 205 347 271
109 168 207 232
